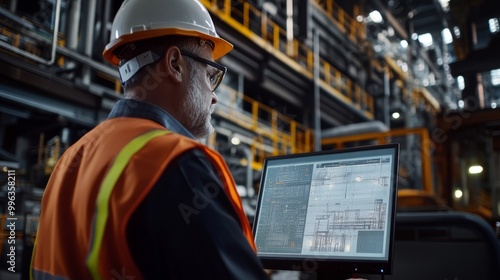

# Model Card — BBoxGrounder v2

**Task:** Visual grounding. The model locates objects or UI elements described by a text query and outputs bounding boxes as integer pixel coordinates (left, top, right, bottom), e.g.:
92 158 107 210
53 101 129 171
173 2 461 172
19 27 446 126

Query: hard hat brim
103 29 233 66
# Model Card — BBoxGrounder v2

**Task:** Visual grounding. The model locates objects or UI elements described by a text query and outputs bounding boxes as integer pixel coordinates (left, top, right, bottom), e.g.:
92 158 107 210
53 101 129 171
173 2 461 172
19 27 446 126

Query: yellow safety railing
312 0 366 44
321 127 434 194
215 84 314 170
0 23 66 66
412 87 441 115
201 0 374 119
318 57 374 113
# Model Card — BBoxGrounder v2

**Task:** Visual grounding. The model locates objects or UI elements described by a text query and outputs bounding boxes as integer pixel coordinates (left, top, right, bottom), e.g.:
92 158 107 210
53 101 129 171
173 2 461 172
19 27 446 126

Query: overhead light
418 33 433 47
439 0 450 11
442 28 453 44
468 165 483 174
369 10 383 23
491 69 500 86
400 39 408 48
458 100 465 108
391 112 401 119
489 18 499 33
387 27 395 36
231 137 241 145
262 2 278 16
457 76 465 90
236 185 247 197
454 189 463 199
401 63 408 72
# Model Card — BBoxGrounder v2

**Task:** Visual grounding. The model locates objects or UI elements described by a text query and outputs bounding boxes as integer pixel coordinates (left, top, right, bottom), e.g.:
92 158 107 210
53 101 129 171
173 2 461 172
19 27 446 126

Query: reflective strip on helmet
118 51 160 84
86 129 171 280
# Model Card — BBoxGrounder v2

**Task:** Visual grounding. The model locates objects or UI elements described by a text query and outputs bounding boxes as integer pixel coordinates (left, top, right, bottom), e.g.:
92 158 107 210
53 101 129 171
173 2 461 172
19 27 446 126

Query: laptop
252 143 400 276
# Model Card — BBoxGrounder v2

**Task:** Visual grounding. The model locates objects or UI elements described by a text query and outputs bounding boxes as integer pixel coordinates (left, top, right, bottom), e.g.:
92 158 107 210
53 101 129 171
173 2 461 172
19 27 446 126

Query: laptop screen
252 144 399 275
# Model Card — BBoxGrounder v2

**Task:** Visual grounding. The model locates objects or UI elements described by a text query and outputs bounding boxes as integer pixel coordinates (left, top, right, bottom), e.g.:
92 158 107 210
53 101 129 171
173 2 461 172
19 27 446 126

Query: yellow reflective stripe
86 129 170 280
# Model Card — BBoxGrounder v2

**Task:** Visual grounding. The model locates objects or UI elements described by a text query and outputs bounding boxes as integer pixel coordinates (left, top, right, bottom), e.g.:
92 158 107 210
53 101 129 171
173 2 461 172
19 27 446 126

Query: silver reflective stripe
118 51 160 84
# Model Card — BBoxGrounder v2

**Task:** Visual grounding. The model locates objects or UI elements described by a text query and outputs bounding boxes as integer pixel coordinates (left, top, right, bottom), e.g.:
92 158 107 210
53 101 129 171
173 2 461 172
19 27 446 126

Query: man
31 0 268 279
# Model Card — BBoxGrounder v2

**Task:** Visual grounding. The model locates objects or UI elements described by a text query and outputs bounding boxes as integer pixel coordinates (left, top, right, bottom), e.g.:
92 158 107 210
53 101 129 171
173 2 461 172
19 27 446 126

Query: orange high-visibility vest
31 117 255 280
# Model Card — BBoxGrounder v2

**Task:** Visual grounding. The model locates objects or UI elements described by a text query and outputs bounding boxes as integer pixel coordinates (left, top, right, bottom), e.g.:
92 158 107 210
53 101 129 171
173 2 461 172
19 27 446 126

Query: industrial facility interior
0 0 499 278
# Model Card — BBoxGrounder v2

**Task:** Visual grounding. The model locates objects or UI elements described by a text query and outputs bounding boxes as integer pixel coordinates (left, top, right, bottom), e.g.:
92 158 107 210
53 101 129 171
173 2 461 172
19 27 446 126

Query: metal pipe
383 66 391 127
102 0 112 48
82 0 97 85
56 45 119 79
476 73 485 109
9 0 18 12
241 145 253 198
238 72 244 110
0 0 61 65
313 28 321 151
286 0 294 56
48 0 62 65
66 0 81 51
0 41 53 65
238 73 244 94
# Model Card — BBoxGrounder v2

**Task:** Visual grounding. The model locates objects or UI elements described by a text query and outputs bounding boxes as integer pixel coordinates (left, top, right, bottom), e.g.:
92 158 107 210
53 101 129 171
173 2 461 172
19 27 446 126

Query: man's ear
163 47 183 83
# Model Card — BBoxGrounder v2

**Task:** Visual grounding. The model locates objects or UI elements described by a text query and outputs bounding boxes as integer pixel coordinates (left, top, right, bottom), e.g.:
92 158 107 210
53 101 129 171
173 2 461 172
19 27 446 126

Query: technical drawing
302 157 392 255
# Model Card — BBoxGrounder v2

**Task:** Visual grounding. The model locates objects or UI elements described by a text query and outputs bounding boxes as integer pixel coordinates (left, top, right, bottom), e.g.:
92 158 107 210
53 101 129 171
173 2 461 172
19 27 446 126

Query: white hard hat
103 0 233 66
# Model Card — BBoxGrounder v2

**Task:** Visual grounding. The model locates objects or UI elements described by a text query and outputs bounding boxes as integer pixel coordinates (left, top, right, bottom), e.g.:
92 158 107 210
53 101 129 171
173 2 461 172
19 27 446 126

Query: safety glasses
181 51 227 92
